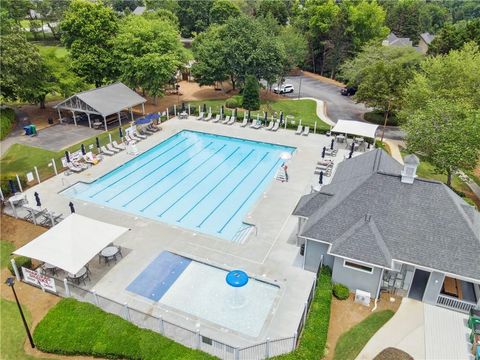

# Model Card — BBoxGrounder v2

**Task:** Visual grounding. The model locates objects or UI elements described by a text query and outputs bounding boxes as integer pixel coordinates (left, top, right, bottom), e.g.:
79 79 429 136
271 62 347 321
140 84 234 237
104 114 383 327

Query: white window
344 260 373 274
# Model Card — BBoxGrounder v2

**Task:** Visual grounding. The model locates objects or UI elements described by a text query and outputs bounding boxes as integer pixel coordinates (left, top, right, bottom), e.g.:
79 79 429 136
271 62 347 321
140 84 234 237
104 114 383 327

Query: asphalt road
282 75 405 140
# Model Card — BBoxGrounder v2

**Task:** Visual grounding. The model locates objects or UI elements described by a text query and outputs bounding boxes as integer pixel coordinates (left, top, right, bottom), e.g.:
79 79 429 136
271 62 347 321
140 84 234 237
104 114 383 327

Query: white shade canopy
13 214 129 274
331 120 379 139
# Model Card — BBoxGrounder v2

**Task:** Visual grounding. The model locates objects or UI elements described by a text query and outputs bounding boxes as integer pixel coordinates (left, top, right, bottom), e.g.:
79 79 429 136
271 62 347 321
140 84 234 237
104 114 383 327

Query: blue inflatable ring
226 270 249 287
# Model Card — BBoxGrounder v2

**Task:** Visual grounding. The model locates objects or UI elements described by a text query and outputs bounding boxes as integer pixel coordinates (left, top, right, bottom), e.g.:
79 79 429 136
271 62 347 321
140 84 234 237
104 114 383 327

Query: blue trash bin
23 126 31 136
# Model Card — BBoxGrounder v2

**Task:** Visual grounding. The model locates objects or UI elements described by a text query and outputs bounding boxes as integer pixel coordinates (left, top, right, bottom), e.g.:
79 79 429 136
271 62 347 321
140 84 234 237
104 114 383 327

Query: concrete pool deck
7 117 353 347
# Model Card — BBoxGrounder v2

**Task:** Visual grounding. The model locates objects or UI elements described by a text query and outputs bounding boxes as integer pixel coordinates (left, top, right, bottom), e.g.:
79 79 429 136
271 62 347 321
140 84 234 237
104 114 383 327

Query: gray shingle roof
292 192 332 217
295 149 480 280
420 32 435 45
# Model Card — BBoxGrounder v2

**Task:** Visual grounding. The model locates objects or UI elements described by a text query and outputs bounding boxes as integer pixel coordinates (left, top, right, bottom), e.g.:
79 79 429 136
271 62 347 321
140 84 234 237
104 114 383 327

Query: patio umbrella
221 105 224 117
69 202 75 214
203 103 207 113
350 141 355 153
319 171 323 185
330 138 335 150
247 109 251 122
8 180 16 194
280 152 292 161
65 151 71 163
322 147 326 158
80 144 86 155
264 112 268 126
119 127 124 138
368 142 371 149
96 137 100 149
34 192 41 207
279 112 284 125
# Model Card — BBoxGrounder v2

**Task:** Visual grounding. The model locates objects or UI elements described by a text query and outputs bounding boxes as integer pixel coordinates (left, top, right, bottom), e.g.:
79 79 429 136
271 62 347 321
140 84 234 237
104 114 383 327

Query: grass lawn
1 240 15 269
36 45 68 58
190 98 330 132
33 298 215 359
333 310 395 360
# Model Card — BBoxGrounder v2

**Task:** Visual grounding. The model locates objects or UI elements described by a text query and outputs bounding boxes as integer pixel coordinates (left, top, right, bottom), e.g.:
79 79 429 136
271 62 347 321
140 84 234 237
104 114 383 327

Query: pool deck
9 117 353 347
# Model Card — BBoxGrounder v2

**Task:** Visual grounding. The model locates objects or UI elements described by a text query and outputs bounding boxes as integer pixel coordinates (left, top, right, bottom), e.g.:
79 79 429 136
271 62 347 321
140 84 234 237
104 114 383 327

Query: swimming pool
63 130 295 240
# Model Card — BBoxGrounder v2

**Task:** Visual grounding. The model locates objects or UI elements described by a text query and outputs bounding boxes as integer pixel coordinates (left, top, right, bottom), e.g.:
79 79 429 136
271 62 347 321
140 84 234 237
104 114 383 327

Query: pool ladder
232 223 257 244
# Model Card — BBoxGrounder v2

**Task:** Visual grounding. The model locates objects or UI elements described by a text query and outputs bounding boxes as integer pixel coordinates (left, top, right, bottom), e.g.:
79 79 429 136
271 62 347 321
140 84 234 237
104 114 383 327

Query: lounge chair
147 123 160 132
124 134 137 143
204 113 212 121
222 115 231 124
240 117 248 127
196 112 204 120
140 127 154 136
40 211 63 227
101 146 115 156
67 162 83 173
302 126 310 136
106 143 120 153
227 117 235 125
133 130 147 139
250 121 262 129
72 159 88 169
24 207 48 224
272 121 280 131
265 121 274 131
212 115 220 123
84 151 100 165
295 125 303 135
112 140 126 150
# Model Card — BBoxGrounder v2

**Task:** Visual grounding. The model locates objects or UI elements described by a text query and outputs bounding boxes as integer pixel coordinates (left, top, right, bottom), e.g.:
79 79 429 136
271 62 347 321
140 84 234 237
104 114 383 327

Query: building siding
304 240 334 272
332 257 382 297
422 271 445 304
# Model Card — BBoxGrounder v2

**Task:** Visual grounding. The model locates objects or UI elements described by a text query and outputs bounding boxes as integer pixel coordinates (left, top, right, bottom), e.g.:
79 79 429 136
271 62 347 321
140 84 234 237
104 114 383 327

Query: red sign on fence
22 267 56 293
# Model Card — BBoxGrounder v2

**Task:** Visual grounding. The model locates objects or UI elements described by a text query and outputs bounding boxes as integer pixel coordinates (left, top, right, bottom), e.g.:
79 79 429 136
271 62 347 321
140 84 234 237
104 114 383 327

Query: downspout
372 268 384 312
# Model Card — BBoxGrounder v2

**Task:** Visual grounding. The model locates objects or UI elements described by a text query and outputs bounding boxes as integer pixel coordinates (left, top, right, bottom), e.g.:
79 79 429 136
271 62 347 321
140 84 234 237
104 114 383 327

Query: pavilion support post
129 108 134 121
174 105 177 116
87 113 92 128
16 174 23 193
103 115 107 131
118 112 122 126
63 278 71 297
72 111 77 126
10 259 20 281
57 109 62 123
141 103 145 115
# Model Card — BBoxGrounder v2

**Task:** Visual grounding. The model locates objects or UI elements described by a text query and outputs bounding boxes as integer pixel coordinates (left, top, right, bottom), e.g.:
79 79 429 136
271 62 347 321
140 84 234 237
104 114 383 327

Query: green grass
1 108 16 140
36 45 68 58
333 310 395 360
0 298 43 360
190 98 330 132
1 240 15 269
33 298 215 359
364 110 399 127
274 267 332 359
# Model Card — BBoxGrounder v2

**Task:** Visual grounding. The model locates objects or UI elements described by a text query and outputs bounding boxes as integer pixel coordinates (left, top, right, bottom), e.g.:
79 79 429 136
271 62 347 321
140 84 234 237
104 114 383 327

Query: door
408 269 430 301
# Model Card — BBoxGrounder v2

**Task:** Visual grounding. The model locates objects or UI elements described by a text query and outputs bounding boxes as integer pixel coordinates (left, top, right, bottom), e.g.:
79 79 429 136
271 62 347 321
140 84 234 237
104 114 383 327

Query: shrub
0 108 15 140
364 110 399 126
34 298 215 359
242 75 260 110
333 283 350 300
8 256 32 276
225 95 242 109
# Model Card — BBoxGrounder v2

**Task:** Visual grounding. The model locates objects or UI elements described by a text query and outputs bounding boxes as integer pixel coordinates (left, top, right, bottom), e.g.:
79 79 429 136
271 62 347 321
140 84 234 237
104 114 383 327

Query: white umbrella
280 152 292 161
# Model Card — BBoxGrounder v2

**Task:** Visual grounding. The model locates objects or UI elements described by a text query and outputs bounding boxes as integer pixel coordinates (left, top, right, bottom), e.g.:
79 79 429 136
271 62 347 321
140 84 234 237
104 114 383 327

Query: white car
273 84 294 94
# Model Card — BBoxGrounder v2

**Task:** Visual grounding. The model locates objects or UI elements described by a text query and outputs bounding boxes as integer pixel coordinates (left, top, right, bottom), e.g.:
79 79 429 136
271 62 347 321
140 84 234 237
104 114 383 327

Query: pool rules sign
22 267 57 293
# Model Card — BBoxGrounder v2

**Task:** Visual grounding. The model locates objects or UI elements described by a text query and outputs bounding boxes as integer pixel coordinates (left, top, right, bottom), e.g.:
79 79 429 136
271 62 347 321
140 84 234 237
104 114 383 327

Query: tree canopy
428 19 480 55
210 0 241 25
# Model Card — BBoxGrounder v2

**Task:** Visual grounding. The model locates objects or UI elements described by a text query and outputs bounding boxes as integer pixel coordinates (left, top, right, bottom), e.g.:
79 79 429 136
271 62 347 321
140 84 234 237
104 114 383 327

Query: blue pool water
63 130 294 240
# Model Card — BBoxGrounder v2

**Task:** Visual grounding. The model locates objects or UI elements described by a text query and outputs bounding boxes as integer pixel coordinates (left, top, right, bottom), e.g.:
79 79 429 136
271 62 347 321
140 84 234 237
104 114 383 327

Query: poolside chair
212 115 221 123
227 116 235 125
72 158 88 169
204 113 212 121
302 126 310 136
24 207 48 224
240 117 248 127
196 112 204 120
106 143 120 153
272 121 280 132
100 146 115 156
222 115 231 124
112 140 126 150
265 121 274 131
84 151 100 165
40 211 63 227
139 127 153 136
67 162 83 173
146 123 159 132
250 121 262 129
295 125 303 135
133 130 147 139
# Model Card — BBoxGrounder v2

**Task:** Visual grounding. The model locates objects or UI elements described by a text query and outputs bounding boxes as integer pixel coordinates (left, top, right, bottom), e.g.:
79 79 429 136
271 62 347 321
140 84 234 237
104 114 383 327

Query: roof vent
401 154 420 184
365 214 372 222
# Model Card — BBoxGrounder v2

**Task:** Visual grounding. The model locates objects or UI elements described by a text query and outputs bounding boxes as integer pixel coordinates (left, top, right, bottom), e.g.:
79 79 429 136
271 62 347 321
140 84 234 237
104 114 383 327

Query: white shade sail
331 120 379 139
13 214 129 274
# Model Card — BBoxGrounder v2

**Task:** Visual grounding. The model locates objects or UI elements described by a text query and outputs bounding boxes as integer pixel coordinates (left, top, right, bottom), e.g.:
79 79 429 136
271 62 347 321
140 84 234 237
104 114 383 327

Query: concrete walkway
356 298 425 360
383 139 405 164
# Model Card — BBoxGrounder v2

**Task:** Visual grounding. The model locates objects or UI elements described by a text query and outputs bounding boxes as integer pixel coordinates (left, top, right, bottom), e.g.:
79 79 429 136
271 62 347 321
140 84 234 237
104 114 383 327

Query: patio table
9 193 25 205
99 246 122 265
336 135 345 142
67 266 89 285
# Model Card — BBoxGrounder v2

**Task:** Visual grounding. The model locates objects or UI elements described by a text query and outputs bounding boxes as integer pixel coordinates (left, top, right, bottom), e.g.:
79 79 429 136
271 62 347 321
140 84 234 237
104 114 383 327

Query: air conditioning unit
354 289 371 307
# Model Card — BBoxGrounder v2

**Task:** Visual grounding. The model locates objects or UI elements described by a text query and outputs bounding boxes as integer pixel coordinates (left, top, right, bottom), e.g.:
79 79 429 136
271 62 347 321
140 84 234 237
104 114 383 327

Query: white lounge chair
134 130 147 139
67 162 83 172
250 121 262 129
147 123 159 132
212 115 221 123
272 121 280 131
196 112 204 120
227 117 235 125
295 125 303 135
112 140 126 150
222 115 231 124
204 113 212 121
265 121 274 130
302 126 310 136
101 146 115 156
240 117 248 127
106 143 120 153
126 133 140 142
84 152 100 165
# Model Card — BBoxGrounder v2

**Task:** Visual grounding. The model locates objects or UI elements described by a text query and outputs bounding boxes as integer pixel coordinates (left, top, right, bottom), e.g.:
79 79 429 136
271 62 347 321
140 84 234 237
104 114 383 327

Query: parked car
273 84 294 94
341 86 357 96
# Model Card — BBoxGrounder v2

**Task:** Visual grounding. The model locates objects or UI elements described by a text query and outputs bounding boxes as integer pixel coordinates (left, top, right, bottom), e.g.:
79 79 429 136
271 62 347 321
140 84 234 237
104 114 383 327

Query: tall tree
401 43 480 185
210 0 241 25
256 0 289 25
428 19 480 55
176 0 213 37
34 0 71 40
60 0 118 87
242 75 260 110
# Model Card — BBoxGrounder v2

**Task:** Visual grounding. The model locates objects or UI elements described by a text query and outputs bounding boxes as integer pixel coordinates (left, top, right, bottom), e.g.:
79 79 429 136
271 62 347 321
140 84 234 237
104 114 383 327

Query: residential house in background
293 149 480 313
382 32 435 54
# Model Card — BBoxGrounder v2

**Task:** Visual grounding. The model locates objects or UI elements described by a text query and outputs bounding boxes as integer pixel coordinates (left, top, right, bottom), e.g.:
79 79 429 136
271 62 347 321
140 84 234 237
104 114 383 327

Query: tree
242 75 260 110
256 0 289 25
108 0 144 12
60 0 118 87
341 45 423 138
428 19 480 55
176 0 213 37
112 15 185 102
210 0 241 25
401 43 480 186
277 26 308 73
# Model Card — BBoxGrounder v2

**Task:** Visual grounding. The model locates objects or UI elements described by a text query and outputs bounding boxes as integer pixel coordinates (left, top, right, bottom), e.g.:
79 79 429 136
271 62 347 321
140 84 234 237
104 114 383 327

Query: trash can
30 124 37 135
48 117 53 125
23 126 31 136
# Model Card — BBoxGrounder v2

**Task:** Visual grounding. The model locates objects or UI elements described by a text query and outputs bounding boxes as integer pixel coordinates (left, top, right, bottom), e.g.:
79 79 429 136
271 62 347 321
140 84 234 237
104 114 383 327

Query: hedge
7 256 32 276
0 108 15 140
332 283 350 300
34 298 215 360
275 266 333 359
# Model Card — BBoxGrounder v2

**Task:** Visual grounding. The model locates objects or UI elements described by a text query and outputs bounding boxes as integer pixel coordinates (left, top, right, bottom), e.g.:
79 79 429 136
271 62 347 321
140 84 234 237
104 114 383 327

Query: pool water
127 252 279 337
63 130 294 240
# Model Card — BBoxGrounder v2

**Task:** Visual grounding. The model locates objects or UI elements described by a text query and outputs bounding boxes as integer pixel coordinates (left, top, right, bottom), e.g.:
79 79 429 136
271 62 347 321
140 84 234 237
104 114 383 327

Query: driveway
282 75 405 140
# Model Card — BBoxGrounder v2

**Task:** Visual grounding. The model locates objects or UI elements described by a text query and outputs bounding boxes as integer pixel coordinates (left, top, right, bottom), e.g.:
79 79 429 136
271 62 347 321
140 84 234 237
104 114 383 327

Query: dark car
341 86 357 96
